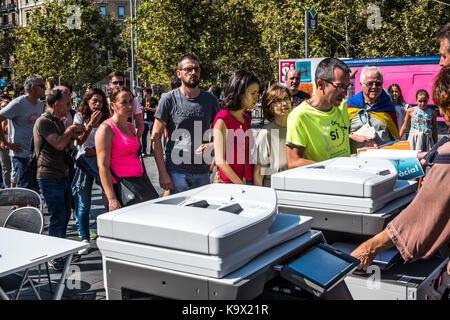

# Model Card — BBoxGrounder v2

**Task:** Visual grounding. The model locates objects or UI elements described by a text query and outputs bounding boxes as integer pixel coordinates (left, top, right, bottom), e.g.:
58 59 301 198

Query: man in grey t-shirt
152 54 219 194
0 75 45 189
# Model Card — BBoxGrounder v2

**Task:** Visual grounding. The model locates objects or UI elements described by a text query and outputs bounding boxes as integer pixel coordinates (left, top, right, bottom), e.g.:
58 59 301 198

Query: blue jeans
142 121 154 154
12 157 35 189
75 173 94 241
168 171 210 194
38 177 72 239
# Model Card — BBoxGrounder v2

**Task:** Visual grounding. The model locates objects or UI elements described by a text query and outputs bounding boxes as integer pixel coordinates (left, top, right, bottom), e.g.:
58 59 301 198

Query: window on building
118 6 125 18
100 6 106 17
26 12 30 23
11 13 15 25
25 0 29 4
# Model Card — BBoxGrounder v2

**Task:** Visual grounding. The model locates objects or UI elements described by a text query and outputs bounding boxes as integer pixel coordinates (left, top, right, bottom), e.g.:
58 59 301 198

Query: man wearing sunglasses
285 68 310 107
0 74 46 189
347 66 399 153
108 71 144 140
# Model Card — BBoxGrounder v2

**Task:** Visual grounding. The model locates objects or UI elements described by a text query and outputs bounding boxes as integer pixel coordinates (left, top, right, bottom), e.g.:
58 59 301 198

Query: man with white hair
346 66 399 153
0 74 46 189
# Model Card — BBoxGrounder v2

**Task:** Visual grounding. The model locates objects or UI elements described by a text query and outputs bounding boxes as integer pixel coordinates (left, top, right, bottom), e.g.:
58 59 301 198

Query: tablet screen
287 246 355 288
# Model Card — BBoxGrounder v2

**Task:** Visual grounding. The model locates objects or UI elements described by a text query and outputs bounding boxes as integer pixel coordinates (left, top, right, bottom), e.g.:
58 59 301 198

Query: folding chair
2 207 53 300
0 188 43 213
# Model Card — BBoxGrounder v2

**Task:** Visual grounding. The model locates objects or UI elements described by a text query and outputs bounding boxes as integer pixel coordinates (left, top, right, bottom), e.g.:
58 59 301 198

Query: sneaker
78 240 90 255
78 231 98 240
48 258 65 271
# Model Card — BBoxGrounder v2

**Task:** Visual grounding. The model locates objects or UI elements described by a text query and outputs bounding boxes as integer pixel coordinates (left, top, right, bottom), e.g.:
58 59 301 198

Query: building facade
18 0 135 26
0 0 18 36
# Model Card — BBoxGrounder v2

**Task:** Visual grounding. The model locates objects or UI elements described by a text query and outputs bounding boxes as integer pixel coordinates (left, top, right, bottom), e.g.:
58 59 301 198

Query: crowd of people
0 23 448 282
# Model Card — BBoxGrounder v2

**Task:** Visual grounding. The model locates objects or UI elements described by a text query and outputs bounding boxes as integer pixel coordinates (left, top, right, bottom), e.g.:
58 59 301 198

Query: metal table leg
0 285 10 300
53 254 73 300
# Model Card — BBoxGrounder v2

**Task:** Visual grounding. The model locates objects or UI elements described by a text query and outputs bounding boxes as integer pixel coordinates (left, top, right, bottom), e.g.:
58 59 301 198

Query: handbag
110 167 158 207
109 125 159 207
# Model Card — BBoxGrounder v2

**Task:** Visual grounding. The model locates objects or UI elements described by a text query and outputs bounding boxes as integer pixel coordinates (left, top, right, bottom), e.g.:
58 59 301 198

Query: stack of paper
357 141 424 180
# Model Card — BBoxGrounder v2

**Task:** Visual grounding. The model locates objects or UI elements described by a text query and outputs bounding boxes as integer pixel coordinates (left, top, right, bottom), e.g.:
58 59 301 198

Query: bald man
437 23 450 67
285 69 310 107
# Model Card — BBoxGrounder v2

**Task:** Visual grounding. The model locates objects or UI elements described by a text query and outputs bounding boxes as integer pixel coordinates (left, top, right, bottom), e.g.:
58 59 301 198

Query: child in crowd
399 89 438 152
388 84 410 140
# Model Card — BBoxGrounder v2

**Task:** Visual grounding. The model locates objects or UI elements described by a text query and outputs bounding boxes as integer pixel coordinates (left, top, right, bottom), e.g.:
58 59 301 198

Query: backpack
27 135 44 173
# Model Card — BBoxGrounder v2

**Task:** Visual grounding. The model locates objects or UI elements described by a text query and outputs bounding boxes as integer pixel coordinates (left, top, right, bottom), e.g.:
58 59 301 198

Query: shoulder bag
109 125 159 207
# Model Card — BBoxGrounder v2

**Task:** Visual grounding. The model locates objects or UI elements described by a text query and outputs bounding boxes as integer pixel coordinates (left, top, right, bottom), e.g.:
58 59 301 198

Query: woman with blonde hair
254 84 292 187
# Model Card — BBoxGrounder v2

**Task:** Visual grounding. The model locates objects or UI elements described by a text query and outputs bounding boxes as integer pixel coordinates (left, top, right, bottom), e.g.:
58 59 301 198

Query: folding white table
0 227 89 300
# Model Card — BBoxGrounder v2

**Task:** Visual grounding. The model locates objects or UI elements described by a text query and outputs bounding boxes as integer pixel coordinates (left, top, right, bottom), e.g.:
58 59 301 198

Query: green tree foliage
128 0 450 87
136 0 272 88
12 0 127 90
0 33 16 65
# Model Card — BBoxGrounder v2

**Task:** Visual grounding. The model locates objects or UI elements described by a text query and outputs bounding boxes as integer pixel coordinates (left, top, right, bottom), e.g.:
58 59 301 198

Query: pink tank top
104 119 143 183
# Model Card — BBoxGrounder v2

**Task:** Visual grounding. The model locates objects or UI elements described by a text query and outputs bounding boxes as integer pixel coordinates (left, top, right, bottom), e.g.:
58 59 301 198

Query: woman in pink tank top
95 87 143 211
213 70 260 184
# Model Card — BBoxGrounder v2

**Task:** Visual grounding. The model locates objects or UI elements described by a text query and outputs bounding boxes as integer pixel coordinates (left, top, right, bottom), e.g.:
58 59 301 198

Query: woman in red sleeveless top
213 70 260 184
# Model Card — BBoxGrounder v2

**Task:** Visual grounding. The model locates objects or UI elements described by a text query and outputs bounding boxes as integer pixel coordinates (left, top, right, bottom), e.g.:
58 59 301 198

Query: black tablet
281 243 360 296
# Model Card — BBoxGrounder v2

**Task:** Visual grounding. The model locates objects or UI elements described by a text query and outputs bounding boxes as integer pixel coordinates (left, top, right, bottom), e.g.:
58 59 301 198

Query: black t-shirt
291 90 311 107
142 96 158 122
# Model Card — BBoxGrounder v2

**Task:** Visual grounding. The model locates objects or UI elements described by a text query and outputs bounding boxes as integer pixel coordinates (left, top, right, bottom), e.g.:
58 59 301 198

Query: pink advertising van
344 56 441 105
279 56 447 131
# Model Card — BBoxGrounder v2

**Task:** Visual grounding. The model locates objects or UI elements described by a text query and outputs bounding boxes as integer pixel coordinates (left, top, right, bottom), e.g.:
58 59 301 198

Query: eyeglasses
272 98 292 106
363 81 383 87
36 84 46 89
322 79 352 91
111 80 125 86
288 77 301 81
179 67 200 74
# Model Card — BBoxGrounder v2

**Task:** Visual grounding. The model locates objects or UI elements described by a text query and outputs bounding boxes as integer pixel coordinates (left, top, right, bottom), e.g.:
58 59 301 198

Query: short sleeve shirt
33 113 68 179
286 100 351 162
0 95 43 158
255 121 288 187
155 88 220 174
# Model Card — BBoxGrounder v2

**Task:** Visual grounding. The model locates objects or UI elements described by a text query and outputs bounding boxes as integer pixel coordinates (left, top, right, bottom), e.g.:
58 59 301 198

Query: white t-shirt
73 112 97 158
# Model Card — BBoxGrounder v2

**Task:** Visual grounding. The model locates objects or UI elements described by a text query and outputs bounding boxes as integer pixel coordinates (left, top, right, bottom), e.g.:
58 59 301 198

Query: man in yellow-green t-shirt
286 58 373 168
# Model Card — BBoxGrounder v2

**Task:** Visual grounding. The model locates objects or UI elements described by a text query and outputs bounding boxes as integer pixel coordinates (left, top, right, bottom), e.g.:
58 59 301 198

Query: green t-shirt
286 100 351 162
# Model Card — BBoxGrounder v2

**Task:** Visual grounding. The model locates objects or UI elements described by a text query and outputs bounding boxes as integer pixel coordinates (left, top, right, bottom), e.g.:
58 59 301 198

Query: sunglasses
112 80 125 86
